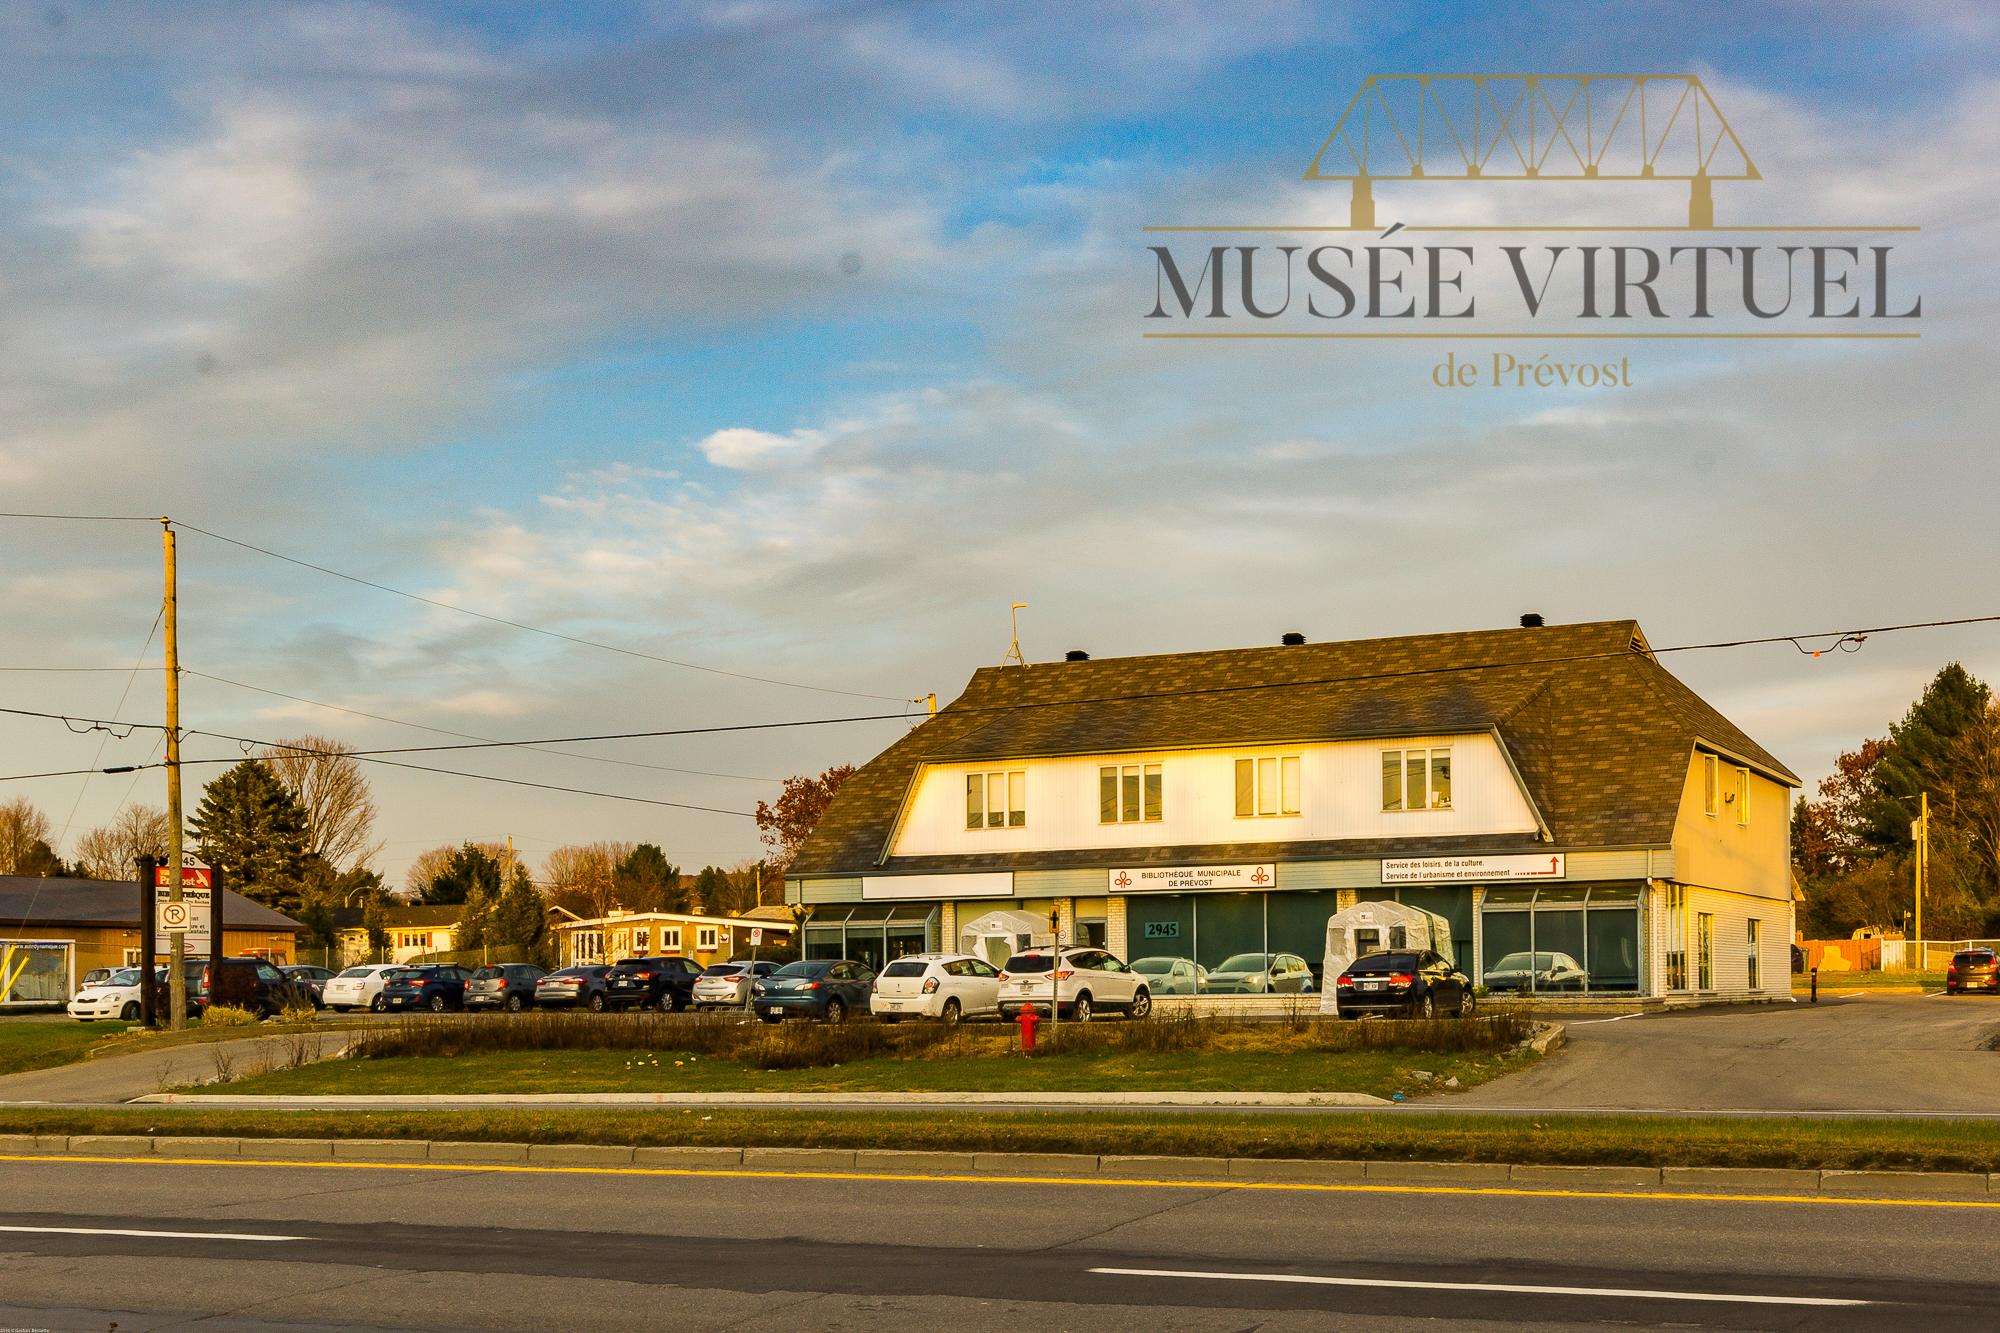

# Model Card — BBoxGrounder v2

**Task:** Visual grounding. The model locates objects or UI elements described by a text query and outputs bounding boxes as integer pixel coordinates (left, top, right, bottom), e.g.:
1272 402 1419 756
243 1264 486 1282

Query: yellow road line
5 1153 1998 1210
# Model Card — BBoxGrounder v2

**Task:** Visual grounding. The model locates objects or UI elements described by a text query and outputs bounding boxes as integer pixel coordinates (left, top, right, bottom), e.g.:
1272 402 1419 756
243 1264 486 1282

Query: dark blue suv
378 964 474 1012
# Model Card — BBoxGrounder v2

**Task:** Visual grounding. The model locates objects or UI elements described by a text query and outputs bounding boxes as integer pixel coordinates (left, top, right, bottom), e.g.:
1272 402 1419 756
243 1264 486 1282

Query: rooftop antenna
1002 602 1028 666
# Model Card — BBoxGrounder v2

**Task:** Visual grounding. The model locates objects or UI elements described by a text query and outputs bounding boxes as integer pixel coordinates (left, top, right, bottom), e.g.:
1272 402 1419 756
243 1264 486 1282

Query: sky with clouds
1 0 1994 886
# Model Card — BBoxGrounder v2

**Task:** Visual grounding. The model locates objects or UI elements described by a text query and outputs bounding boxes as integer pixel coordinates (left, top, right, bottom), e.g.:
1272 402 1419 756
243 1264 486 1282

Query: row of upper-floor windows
1701 754 1752 825
963 749 1456 830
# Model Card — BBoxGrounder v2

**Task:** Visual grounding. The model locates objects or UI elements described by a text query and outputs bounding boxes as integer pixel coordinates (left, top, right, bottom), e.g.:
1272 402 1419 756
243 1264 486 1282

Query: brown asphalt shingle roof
789 620 1798 878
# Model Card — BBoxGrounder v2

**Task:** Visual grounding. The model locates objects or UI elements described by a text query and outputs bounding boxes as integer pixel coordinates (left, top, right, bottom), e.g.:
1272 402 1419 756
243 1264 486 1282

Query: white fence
1878 939 2000 971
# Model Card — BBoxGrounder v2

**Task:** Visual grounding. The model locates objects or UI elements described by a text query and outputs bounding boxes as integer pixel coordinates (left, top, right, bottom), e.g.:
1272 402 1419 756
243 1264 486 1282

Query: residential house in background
555 905 794 968
331 904 464 966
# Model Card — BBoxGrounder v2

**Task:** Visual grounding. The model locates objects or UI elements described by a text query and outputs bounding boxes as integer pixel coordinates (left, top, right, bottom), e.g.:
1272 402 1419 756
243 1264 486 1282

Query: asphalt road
0 1154 1994 1332
1463 992 2000 1114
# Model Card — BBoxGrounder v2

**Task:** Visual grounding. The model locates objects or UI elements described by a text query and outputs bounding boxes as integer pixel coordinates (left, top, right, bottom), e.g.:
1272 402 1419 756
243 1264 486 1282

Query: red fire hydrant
1017 1005 1040 1051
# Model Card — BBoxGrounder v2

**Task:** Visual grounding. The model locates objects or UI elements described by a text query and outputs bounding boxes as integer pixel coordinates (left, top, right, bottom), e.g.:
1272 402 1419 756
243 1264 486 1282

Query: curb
3 1133 1995 1195
128 1090 1395 1107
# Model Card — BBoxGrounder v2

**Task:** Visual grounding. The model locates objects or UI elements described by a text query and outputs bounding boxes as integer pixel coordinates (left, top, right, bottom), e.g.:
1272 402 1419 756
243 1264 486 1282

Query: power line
186 670 785 783
171 521 912 703
0 512 158 521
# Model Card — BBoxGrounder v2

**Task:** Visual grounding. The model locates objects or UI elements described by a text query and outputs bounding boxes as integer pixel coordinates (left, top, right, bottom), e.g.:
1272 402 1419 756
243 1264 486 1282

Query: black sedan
378 964 475 1012
1334 950 1472 1018
464 963 548 1011
606 956 704 1012
752 959 875 1023
534 965 616 1011
281 965 335 1006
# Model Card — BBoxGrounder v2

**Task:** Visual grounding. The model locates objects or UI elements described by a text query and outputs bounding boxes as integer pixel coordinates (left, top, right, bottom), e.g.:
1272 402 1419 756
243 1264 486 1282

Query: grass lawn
0 1020 133 1077
211 1044 1530 1099
5 1105 2000 1172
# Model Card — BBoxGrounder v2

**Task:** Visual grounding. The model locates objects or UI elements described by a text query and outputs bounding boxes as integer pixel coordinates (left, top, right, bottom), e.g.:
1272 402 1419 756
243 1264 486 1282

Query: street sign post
153 868 213 951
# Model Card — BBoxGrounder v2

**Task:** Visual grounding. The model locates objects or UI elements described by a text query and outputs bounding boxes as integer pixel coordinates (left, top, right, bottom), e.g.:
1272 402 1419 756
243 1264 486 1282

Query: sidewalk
134 1089 1393 1107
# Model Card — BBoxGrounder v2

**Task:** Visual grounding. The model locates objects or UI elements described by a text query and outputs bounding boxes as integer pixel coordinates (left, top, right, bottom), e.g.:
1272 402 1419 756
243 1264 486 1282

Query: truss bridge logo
1143 75 1921 360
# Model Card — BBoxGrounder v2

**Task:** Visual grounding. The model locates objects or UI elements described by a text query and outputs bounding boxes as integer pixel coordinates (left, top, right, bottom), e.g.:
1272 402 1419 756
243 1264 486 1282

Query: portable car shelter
958 909 1055 968
1319 902 1456 1014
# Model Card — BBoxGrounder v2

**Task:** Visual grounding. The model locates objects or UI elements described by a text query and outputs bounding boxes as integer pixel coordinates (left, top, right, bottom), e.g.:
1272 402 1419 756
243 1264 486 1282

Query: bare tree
259 735 381 871
73 804 171 880
0 797 54 874
541 842 630 920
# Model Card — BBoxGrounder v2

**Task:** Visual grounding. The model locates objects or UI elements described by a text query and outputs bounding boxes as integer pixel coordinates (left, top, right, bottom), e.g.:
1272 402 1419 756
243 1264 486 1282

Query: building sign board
153 866 213 889
1109 864 1274 892
1381 854 1565 884
862 871 1014 900
153 885 212 948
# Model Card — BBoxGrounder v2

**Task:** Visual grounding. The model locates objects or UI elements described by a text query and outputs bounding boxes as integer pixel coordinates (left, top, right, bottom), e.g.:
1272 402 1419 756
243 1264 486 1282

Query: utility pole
162 519 187 1031
1913 793 1929 969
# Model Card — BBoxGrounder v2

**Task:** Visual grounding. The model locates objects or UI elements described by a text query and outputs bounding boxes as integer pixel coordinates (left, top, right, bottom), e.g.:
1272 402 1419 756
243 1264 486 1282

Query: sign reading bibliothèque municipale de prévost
1380 854 1566 884
1108 865 1275 892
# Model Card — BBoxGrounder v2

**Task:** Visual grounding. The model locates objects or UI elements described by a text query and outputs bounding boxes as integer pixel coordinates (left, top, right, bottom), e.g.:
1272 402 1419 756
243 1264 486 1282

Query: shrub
200 1005 258 1027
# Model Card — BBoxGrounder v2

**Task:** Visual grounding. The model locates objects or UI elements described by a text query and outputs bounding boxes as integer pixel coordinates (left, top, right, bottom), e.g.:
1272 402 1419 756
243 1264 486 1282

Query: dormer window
1383 748 1451 810
1100 764 1163 823
966 770 1026 829
1235 756 1301 817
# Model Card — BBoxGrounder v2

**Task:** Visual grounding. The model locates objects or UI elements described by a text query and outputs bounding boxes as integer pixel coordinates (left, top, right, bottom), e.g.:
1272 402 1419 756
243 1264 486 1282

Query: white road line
1086 1267 1870 1307
0 1225 310 1241
1568 1014 1642 1025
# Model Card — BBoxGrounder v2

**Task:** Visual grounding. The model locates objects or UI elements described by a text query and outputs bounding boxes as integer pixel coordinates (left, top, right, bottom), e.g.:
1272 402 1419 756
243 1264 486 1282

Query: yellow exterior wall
1669 749 1792 903
2 926 300 997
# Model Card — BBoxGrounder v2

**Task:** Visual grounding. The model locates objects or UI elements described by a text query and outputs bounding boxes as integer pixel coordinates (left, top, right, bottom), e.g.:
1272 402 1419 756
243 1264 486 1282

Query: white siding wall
1650 881 1791 1002
891 733 1539 858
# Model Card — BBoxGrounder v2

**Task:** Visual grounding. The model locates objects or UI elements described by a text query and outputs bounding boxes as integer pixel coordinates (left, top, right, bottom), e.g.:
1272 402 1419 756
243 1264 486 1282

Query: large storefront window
1479 886 1640 994
804 904 937 971
1123 891 1342 989
1 941 73 1004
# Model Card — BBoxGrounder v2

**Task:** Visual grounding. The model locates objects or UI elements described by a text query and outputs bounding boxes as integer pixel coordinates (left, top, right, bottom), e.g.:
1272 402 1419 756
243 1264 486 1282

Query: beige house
555 906 794 969
331 905 464 966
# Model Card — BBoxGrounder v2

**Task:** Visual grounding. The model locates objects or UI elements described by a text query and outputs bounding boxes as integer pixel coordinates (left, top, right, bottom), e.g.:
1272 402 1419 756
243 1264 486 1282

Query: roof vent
1281 632 1305 646
1064 650 1089 662
1519 613 1545 628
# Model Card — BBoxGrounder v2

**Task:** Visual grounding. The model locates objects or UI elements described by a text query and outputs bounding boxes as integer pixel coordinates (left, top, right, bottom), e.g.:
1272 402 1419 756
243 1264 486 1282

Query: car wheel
425 994 446 1013
120 1002 140 1021
1457 988 1476 1018
588 993 607 1013
505 994 523 1012
1071 993 1093 1024
825 998 847 1024
940 998 962 1025
1127 988 1151 1020
670 991 688 1013
370 995 387 1013
1414 992 1436 1019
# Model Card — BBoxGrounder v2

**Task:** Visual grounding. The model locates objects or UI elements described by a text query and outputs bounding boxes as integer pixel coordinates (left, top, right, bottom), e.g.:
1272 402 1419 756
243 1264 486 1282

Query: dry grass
345 1009 1534 1072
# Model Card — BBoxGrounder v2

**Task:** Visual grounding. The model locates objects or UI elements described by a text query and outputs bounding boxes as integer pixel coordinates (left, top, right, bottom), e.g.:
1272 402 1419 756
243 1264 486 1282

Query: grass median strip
3 1107 1998 1172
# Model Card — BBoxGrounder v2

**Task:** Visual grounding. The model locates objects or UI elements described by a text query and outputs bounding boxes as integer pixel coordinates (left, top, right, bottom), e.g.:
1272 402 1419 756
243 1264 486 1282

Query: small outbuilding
1319 901 1456 1012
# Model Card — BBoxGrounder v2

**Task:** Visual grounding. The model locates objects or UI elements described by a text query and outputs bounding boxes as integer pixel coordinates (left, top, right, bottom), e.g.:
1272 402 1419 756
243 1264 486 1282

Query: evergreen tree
693 864 730 915
423 843 501 906
186 760 312 913
615 843 683 913
489 864 548 952
1858 664 1992 856
16 840 66 877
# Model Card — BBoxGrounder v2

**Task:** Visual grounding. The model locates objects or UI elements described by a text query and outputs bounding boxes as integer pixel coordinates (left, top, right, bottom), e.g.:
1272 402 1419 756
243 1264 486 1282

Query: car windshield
702 964 747 977
772 961 827 978
882 960 929 978
1130 958 1177 974
1216 954 1274 973
107 968 141 986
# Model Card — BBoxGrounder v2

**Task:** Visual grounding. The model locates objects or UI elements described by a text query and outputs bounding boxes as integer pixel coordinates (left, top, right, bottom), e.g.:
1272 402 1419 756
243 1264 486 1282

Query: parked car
81 967 117 989
606 956 704 1012
1946 948 1999 995
465 963 548 1011
196 958 303 1017
1481 951 1587 994
871 953 1003 1022
67 966 148 1021
281 965 335 1006
1129 956 1206 996
692 960 781 1011
535 965 616 1011
752 959 876 1023
324 964 403 1013
1336 950 1471 1018
996 948 1152 1024
1202 952 1316 995
378 964 475 1012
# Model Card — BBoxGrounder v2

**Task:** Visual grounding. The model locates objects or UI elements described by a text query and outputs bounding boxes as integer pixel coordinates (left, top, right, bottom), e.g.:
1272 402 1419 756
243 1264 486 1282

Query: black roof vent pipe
1520 613 1545 628
1064 650 1090 662
1281 632 1306 646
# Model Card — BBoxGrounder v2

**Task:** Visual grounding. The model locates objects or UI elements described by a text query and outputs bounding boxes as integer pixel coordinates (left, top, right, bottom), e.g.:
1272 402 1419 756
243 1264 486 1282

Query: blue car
752 959 876 1023
378 964 473 1012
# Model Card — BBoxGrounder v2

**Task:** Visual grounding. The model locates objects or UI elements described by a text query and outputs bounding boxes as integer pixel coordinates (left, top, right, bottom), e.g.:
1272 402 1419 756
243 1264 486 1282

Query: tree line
1793 663 2000 940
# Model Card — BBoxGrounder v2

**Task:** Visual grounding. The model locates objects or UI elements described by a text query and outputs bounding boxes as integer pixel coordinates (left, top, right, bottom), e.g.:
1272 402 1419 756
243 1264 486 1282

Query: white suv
323 964 402 1012
997 948 1152 1024
872 953 1003 1023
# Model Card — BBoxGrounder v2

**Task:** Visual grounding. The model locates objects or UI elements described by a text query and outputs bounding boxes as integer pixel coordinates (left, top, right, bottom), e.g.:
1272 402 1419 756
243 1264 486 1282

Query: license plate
615 981 634 987
1359 981 1383 991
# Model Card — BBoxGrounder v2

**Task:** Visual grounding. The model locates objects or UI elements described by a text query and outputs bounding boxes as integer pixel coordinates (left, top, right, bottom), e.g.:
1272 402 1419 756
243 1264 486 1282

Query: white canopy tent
959 909 1055 968
1319 901 1456 1013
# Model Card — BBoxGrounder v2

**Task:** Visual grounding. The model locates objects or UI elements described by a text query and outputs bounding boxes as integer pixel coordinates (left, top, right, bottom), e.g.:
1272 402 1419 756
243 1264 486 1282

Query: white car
691 961 778 1010
996 947 1152 1024
1130 956 1206 996
322 964 403 1012
871 953 1003 1023
67 967 149 1022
